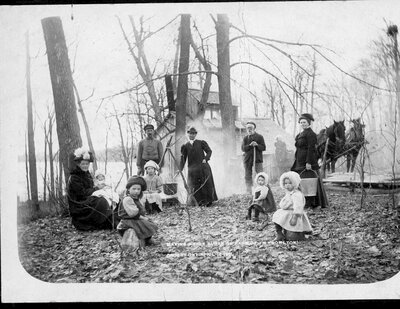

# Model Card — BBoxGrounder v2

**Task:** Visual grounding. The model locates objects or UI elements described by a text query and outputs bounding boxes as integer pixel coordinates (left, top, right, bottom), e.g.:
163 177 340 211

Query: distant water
18 158 248 202
18 161 130 201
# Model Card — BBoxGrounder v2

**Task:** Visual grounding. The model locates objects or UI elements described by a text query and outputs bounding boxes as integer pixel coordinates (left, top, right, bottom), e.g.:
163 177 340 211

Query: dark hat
73 147 94 162
187 126 197 134
126 175 147 191
246 121 256 128
143 124 154 130
299 113 315 123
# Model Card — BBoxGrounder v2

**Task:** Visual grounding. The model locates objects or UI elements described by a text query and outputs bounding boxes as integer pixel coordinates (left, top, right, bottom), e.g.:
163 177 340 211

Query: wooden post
321 137 329 179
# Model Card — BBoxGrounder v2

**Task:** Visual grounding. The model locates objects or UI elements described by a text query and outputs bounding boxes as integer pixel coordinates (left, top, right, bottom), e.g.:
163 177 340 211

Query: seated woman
67 147 116 231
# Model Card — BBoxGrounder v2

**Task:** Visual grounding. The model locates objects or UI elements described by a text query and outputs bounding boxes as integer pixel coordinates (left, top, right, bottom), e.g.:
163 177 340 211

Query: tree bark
175 14 191 162
72 82 97 171
26 31 39 213
165 74 175 112
190 34 212 121
48 110 55 196
43 125 48 203
216 14 235 157
173 29 181 94
41 17 82 182
24 134 30 201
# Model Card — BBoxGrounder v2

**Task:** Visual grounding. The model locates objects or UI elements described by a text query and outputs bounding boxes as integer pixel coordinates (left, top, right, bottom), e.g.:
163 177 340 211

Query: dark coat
180 140 218 205
291 127 319 172
117 195 158 239
241 132 266 164
67 167 113 230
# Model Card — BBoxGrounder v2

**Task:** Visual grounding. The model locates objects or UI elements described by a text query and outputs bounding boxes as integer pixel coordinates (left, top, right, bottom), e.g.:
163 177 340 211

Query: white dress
143 174 163 210
272 189 313 232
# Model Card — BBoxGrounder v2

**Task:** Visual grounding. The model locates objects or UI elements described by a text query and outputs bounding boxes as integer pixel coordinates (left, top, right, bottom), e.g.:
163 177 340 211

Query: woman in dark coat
180 126 218 206
291 114 329 209
67 147 115 230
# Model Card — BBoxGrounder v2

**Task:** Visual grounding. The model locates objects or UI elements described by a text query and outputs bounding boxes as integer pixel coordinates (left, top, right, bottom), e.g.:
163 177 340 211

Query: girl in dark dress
67 147 115 231
116 176 158 246
291 114 329 209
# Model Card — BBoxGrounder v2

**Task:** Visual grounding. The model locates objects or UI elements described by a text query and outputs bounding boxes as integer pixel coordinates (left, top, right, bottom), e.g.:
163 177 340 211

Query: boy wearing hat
241 121 266 194
136 123 164 176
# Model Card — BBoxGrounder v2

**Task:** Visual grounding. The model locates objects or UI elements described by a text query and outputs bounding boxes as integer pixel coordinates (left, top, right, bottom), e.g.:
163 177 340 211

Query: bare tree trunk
165 74 175 112
48 110 55 196
42 17 82 182
104 128 109 175
43 125 48 203
117 16 162 125
57 154 63 200
130 16 162 125
189 33 212 122
173 29 181 94
216 14 235 157
26 31 39 214
25 134 30 201
310 52 317 114
113 104 130 180
72 82 97 171
175 14 191 162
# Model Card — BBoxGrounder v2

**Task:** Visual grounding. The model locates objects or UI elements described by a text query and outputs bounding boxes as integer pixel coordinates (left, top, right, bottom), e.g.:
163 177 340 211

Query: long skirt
69 196 115 231
188 162 218 205
117 218 158 239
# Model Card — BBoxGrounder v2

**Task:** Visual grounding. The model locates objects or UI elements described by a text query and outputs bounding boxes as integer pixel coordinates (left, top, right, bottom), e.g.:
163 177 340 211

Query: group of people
66 113 329 244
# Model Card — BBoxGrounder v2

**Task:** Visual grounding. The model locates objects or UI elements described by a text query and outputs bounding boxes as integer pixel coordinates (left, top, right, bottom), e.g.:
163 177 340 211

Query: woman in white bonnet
272 171 313 241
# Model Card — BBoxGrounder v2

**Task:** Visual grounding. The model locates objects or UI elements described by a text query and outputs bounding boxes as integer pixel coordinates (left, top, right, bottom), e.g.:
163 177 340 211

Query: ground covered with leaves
18 187 400 284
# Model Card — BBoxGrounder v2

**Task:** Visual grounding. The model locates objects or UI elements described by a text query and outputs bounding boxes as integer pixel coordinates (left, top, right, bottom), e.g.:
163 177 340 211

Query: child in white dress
272 171 313 241
143 160 163 214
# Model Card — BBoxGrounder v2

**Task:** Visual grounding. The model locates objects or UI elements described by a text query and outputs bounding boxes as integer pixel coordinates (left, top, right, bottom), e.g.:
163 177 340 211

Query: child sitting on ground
272 171 313 241
143 160 163 214
246 172 276 223
91 170 120 208
117 176 158 246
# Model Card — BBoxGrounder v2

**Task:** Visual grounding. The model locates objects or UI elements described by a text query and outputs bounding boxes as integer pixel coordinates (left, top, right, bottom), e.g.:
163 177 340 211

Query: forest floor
18 187 400 284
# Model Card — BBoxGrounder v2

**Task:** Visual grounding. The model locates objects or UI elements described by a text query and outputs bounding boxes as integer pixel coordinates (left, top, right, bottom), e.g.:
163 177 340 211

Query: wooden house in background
155 88 295 184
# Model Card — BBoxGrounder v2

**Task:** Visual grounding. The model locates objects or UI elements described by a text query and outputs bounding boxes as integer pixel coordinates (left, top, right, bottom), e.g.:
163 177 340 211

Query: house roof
188 88 239 106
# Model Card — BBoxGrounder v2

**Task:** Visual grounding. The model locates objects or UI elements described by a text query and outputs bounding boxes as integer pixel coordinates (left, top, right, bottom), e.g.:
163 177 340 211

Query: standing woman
67 147 115 230
291 114 329 209
180 126 218 206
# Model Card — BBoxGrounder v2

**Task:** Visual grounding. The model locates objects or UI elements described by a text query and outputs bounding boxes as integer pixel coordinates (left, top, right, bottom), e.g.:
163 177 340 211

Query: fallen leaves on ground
18 187 400 284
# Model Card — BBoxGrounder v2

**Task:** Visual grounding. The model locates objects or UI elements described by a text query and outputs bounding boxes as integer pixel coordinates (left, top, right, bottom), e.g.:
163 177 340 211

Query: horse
316 120 346 173
344 118 365 173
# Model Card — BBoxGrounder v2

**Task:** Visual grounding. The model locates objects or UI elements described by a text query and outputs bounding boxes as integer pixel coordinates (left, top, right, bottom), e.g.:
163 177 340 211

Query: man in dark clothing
136 124 163 176
241 121 266 194
180 126 218 206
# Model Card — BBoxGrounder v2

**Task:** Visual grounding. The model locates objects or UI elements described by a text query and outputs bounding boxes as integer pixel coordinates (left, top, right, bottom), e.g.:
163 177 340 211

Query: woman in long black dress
180 126 218 206
67 147 116 230
291 114 329 209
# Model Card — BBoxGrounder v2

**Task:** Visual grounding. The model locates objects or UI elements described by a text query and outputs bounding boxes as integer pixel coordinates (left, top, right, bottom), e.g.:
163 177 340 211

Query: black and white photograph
1 0 400 302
